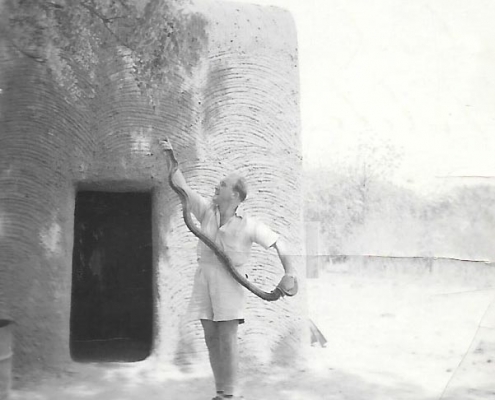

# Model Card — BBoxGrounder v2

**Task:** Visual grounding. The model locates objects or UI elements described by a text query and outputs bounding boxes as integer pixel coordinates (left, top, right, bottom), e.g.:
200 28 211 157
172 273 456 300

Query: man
160 139 296 400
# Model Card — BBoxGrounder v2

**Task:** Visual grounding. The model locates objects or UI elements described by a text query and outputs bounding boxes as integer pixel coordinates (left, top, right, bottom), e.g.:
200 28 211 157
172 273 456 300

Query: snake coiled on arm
164 147 296 302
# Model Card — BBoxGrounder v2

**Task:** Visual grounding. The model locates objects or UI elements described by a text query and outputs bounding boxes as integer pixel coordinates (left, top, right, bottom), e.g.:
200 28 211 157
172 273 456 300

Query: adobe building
0 0 306 385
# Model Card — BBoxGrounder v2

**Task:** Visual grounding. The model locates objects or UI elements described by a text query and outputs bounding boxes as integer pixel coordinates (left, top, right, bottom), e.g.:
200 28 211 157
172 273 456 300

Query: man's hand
159 138 174 153
159 138 192 193
277 274 298 297
159 138 177 171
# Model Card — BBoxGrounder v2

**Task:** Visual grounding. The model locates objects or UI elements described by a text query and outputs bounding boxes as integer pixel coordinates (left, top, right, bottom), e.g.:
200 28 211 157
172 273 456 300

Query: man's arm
159 138 208 220
273 239 296 277
273 238 298 296
159 139 195 198
252 220 297 278
168 166 196 199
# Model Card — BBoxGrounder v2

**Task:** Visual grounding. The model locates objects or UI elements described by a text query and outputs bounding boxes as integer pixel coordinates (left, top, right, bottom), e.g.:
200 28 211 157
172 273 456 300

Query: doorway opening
70 191 153 362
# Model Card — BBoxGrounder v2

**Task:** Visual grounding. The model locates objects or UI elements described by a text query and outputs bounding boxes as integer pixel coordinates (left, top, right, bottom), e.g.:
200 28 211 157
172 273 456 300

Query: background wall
0 0 305 382
176 0 306 367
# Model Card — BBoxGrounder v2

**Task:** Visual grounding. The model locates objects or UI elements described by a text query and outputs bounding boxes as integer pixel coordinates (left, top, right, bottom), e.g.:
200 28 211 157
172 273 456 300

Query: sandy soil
9 265 495 400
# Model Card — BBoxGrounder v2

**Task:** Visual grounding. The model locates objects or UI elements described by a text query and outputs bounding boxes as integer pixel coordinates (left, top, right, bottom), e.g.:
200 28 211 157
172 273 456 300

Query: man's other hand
277 274 298 297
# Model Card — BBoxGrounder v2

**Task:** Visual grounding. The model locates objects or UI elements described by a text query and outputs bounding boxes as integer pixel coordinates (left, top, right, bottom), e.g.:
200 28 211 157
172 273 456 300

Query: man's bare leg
201 319 224 395
217 320 239 397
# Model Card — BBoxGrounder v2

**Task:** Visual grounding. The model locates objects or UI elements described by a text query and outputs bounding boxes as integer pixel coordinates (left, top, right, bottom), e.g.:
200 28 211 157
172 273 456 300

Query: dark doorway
70 191 153 362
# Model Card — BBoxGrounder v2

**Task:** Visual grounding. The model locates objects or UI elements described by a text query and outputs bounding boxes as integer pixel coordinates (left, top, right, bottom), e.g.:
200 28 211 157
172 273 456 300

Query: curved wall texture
0 0 306 380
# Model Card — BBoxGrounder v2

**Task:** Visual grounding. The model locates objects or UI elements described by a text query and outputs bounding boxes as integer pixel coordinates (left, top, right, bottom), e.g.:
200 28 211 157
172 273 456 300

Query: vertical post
0 319 12 400
305 222 320 279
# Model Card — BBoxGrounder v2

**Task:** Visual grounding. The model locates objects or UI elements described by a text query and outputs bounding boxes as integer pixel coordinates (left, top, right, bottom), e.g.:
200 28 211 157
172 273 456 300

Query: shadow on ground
10 361 437 400
242 364 434 400
441 387 495 400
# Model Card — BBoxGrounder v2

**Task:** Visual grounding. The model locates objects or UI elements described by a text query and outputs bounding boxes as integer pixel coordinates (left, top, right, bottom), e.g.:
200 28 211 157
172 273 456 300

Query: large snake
164 146 297 302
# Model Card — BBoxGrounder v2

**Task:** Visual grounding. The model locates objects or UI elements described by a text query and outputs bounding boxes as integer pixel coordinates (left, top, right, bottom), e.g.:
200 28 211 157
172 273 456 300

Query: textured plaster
0 0 306 385
40 220 62 256
0 210 6 238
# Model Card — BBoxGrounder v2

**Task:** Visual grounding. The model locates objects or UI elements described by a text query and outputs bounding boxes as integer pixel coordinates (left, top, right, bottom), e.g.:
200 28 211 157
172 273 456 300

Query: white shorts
187 261 247 322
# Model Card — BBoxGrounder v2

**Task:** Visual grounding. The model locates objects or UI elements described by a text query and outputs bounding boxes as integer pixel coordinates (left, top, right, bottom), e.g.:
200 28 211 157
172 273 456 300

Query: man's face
213 175 237 205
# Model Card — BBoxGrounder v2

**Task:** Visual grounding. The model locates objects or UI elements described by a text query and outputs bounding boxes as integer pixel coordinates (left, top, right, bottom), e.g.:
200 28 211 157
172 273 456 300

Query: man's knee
201 319 219 347
217 320 239 342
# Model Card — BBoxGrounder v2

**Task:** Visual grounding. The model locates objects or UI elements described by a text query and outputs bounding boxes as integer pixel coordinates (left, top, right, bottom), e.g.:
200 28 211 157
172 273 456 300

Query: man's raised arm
159 139 194 198
159 138 208 221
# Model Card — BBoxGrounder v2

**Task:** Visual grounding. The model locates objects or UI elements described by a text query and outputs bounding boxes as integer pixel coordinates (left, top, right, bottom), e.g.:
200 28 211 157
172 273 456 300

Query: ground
9 262 495 400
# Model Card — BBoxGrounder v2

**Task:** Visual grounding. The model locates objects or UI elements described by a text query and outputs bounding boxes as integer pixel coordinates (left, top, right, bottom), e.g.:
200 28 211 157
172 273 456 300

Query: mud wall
0 0 305 380
173 1 306 368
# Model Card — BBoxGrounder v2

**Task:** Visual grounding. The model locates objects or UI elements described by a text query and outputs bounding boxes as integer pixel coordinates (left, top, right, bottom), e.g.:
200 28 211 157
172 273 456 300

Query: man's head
213 173 247 207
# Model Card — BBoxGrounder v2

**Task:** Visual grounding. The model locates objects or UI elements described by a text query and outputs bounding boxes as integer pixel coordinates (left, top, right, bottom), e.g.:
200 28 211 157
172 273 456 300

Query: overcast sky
226 0 495 186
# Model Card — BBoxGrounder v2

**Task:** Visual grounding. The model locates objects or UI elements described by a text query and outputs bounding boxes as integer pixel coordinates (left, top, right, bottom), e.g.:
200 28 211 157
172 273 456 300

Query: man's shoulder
239 214 268 230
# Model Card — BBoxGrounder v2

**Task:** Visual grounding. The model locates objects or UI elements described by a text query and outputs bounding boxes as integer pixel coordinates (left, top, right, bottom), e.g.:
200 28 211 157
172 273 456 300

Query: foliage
304 165 495 261
419 184 495 260
304 136 404 254
2 0 208 104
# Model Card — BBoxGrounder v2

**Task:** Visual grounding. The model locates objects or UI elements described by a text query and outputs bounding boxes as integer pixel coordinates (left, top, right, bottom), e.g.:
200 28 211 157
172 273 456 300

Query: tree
2 0 207 107
304 134 403 255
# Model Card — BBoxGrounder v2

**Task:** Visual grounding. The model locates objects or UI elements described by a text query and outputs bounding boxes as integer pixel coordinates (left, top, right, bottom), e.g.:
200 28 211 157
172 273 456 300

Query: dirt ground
9 264 495 400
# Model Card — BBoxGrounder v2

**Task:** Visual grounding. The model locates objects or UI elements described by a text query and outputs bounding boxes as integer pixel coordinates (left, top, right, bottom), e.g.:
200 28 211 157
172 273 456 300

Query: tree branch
8 39 46 63
79 1 112 23
78 0 134 50
41 1 64 10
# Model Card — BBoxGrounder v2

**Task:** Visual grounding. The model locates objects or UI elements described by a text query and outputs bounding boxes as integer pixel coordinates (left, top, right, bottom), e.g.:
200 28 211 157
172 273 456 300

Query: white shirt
188 191 279 267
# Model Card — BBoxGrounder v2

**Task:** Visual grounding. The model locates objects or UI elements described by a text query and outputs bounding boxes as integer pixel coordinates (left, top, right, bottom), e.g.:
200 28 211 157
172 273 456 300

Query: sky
227 0 495 186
